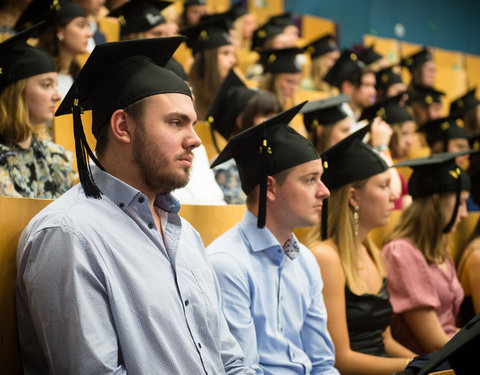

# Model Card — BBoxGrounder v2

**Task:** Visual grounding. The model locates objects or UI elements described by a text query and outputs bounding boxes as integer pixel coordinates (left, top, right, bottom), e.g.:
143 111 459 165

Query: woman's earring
58 34 64 41
353 206 359 237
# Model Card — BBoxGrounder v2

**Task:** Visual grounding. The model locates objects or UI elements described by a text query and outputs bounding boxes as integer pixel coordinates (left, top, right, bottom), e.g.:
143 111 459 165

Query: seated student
0 0 30 36
357 44 389 72
178 0 206 29
207 69 282 204
73 0 107 52
302 34 341 93
258 47 303 108
382 152 471 354
466 134 480 211
375 66 407 100
0 24 76 198
305 124 415 375
207 104 339 375
450 88 480 137
408 85 445 125
16 36 255 375
183 16 237 120
401 47 435 89
418 115 470 168
301 94 353 153
108 0 178 40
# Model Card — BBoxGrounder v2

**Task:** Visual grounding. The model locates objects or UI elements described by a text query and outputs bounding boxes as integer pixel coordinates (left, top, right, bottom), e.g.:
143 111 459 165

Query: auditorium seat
363 34 400 64
433 47 465 71
465 54 480 88
435 66 468 115
0 196 53 375
193 120 227 161
98 16 121 42
300 14 337 41
248 0 284 25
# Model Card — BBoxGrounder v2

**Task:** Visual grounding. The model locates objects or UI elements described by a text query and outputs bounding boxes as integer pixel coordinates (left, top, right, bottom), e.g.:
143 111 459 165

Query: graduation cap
358 44 383 65
250 23 284 52
409 85 445 105
324 49 365 88
266 12 295 29
210 102 316 228
165 57 188 81
418 115 467 152
360 92 412 124
197 2 247 31
15 0 86 32
320 121 388 239
184 0 206 6
417 314 480 375
55 37 191 199
206 69 256 142
401 47 433 72
303 34 338 58
0 22 56 94
375 66 403 94
108 0 173 37
468 133 480 205
450 88 480 116
259 47 303 74
393 151 473 233
300 94 350 147
181 14 231 53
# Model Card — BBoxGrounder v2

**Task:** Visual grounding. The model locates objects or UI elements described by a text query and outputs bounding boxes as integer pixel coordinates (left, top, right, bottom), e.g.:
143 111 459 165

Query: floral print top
0 136 77 198
213 158 246 205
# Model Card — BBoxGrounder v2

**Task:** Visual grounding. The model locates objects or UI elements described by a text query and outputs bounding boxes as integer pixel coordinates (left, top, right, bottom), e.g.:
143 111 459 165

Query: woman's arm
463 249 480 314
312 243 410 375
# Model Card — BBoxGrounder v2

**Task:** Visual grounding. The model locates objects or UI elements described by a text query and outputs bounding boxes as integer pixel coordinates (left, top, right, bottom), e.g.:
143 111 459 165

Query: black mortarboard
358 44 383 65
324 49 365 88
468 134 480 205
184 0 206 6
266 12 295 29
375 66 403 94
0 22 56 94
210 102 316 228
55 37 191 199
417 314 480 375
409 85 445 105
15 0 86 32
206 69 256 141
165 57 188 81
303 34 338 58
301 94 350 147
320 121 388 239
450 88 480 116
360 93 413 124
181 15 231 53
401 47 433 72
108 0 172 36
393 151 473 233
197 2 247 31
418 115 467 152
250 23 284 52
259 47 303 74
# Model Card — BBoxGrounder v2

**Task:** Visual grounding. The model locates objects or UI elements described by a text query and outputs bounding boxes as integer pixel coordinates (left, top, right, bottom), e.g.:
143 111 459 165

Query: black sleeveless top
458 296 475 327
345 278 393 356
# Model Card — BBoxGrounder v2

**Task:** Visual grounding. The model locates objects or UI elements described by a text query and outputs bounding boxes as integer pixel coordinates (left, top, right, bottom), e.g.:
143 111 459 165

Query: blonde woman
0 24 76 198
382 152 470 354
306 125 415 375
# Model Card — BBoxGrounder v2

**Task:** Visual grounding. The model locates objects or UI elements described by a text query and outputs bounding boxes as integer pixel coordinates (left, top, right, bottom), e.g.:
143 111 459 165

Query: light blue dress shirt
16 167 254 375
207 210 339 375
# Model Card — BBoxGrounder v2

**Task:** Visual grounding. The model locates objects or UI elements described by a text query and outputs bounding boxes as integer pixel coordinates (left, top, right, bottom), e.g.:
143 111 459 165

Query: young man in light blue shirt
207 103 339 375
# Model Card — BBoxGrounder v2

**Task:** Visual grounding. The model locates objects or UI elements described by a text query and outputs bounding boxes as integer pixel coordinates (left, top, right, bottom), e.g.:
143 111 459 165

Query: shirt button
119 202 124 208
279 326 283 331
277 249 282 253
198 342 202 349
184 300 189 306
148 223 154 229
138 197 145 203
292 353 295 358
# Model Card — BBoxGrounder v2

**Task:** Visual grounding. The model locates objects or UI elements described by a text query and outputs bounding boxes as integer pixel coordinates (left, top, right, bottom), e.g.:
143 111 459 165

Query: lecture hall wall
284 0 480 55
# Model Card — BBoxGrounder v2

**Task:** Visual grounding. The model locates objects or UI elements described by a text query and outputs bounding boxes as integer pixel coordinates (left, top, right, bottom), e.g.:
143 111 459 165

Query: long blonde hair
310 56 334 92
306 179 387 291
0 79 33 144
384 195 450 263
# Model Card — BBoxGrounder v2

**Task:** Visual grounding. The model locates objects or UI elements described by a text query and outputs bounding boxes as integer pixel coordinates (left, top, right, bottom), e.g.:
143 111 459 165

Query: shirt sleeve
17 225 127 374
208 251 264 375
382 239 440 313
300 251 339 375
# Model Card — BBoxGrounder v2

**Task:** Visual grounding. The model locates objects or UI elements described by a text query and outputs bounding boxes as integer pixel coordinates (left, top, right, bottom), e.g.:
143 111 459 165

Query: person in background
108 0 177 40
0 0 31 36
357 44 389 72
233 11 257 50
302 34 340 93
375 66 407 100
0 24 76 198
401 47 435 88
16 0 93 99
382 152 470 354
207 69 282 204
450 88 480 137
183 16 237 120
16 36 255 375
301 94 353 153
306 125 415 375
208 103 339 375
73 0 106 51
178 0 206 29
258 47 303 108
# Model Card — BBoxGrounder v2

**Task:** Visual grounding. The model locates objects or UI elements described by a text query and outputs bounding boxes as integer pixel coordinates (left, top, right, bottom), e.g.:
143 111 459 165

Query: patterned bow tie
283 235 300 260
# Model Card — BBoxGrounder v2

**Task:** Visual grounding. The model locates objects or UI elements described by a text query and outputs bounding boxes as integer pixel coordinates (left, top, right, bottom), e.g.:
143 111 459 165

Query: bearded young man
15 36 255 375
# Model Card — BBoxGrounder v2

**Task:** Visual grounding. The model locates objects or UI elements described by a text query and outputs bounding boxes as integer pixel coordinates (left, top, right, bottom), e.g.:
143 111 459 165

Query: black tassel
257 137 270 228
72 97 103 199
321 198 328 240
443 177 461 233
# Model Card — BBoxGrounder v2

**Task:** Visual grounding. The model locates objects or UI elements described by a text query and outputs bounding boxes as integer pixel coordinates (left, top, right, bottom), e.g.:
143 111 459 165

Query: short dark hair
238 89 283 134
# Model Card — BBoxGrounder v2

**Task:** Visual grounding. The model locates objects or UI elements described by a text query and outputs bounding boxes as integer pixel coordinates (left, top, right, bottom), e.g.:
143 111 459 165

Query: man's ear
266 175 277 201
110 109 133 144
